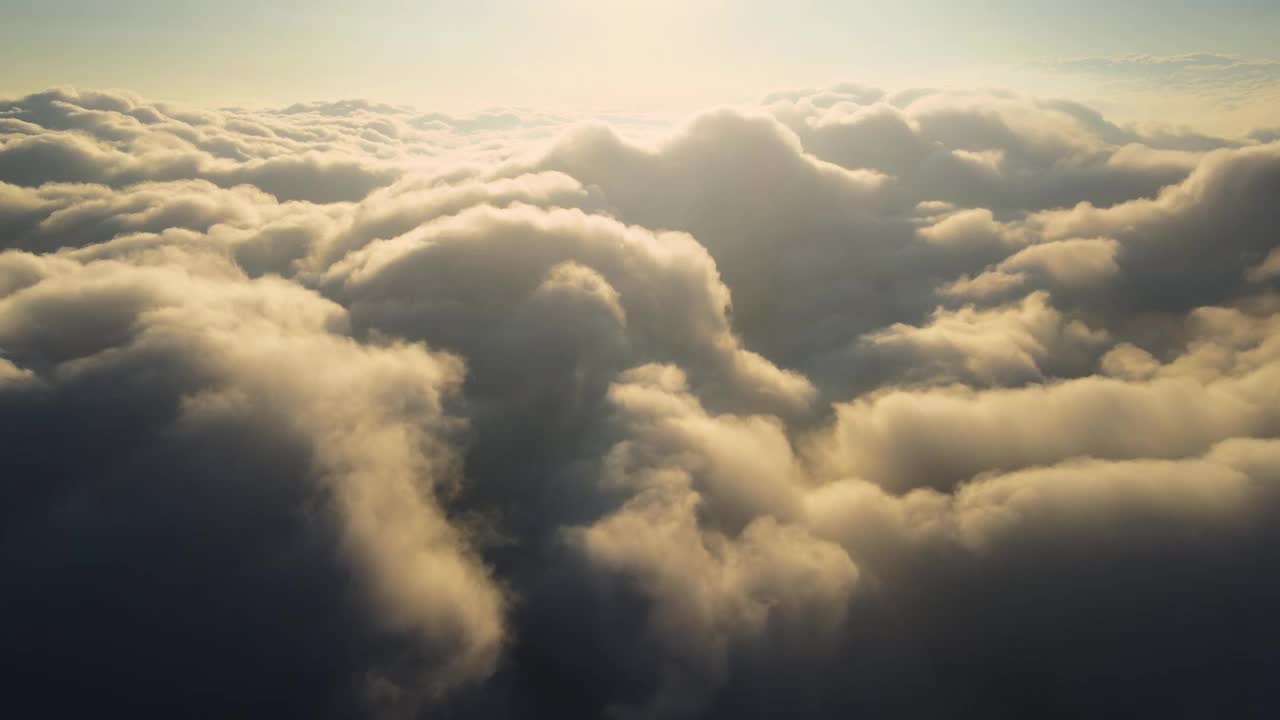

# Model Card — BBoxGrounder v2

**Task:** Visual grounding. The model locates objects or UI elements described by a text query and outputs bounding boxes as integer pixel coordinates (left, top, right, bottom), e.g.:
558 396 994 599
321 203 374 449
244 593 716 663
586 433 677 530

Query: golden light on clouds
2 3 1279 718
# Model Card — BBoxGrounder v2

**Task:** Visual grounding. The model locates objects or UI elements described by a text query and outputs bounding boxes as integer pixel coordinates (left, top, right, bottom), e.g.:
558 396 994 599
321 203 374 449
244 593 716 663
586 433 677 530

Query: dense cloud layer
1 85 1278 718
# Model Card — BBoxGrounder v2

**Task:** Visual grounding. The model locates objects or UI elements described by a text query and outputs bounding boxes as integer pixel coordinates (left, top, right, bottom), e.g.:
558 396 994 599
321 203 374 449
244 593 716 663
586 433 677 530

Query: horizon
4 1 1280 130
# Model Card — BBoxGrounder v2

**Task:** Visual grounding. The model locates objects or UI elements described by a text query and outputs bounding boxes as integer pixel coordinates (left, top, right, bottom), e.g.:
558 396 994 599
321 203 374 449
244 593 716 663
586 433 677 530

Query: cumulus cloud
0 252 503 716
863 291 1108 385
1 83 1277 719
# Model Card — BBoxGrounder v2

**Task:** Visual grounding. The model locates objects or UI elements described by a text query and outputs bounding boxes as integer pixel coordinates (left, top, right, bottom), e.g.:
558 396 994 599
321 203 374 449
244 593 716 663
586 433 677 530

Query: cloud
1029 53 1280 135
0 252 504 716
863 291 1108 386
766 87 1208 211
1 83 1278 718
0 89 584 205
1042 53 1280 101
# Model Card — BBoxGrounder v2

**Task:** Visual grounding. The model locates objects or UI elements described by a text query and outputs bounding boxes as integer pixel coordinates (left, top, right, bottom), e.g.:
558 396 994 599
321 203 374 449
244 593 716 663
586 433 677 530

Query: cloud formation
1 84 1278 719
1043 53 1280 100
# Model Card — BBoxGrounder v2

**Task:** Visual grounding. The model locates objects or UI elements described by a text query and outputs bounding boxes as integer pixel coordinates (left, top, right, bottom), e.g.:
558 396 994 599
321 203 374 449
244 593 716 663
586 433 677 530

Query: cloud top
1 84 1278 719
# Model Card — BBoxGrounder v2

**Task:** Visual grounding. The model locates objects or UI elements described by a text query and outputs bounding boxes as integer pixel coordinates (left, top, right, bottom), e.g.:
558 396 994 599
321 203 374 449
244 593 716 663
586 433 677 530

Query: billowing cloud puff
1 83 1277 719
863 291 1109 385
0 251 505 716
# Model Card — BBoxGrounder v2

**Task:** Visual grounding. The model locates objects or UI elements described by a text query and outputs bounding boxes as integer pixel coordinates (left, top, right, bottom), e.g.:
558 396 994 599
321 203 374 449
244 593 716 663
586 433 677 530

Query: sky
3 4 1280 719
4 0 1280 122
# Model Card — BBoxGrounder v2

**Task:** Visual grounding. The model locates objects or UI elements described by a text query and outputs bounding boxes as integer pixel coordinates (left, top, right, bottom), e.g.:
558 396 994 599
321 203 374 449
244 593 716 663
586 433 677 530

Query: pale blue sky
3 0 1278 113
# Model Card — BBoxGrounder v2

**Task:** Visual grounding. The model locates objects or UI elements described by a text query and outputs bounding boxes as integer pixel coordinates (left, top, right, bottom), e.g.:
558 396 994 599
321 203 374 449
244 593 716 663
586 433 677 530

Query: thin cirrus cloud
1041 52 1280 98
1 73 1279 720
1026 51 1280 133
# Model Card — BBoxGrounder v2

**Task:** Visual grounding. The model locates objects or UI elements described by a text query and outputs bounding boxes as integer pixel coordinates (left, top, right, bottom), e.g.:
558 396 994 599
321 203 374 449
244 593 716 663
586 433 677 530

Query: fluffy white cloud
1 84 1277 719
863 291 1108 385
0 251 504 715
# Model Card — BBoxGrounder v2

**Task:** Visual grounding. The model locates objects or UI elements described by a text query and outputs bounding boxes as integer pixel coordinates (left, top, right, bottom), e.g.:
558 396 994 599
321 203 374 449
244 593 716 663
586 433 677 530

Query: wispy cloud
1038 52 1280 104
